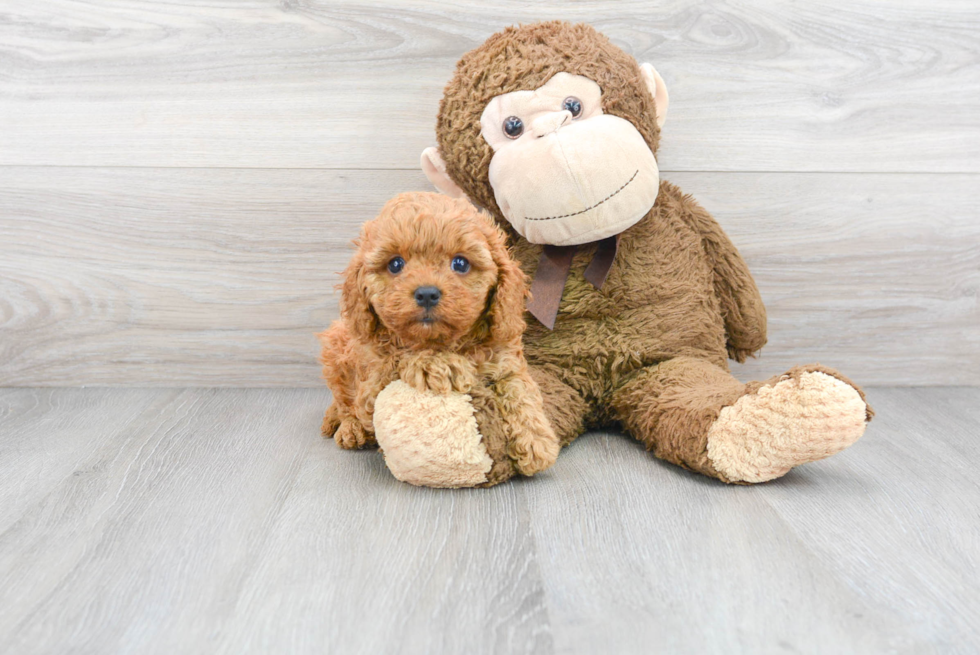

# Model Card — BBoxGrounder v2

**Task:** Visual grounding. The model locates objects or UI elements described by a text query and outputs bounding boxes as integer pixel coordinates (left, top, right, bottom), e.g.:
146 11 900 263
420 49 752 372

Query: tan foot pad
706 371 868 483
374 380 493 488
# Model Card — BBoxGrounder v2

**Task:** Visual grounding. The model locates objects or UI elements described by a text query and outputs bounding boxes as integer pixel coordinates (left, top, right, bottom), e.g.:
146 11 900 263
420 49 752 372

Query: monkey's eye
562 96 583 118
387 256 405 274
502 116 524 139
451 255 470 274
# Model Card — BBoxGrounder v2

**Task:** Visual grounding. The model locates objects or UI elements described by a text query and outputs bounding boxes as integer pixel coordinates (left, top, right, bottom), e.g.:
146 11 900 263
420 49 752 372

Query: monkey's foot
706 368 870 483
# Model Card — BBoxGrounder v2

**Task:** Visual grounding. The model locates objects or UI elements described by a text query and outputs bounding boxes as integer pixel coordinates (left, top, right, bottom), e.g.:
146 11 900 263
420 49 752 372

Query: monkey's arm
489 353 560 476
678 193 767 362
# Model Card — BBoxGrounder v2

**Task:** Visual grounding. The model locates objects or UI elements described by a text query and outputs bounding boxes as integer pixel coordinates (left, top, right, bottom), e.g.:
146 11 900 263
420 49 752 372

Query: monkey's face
478 73 660 246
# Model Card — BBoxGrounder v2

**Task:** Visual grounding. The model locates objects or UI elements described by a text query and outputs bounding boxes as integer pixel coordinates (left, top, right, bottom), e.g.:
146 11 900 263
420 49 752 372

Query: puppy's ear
483 221 529 345
340 238 380 342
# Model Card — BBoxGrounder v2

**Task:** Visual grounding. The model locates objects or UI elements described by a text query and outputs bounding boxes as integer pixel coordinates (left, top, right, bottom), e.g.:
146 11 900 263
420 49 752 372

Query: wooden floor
1 387 977 654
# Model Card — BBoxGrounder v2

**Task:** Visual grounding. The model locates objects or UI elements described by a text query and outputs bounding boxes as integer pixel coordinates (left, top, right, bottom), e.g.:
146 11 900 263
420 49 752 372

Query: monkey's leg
528 365 590 447
611 357 871 483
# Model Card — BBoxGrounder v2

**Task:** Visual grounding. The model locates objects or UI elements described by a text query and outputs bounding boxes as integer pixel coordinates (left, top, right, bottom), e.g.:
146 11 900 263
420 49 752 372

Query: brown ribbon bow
526 234 620 329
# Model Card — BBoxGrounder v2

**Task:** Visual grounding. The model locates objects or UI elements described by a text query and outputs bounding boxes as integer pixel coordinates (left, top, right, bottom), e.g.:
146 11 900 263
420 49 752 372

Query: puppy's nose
414 286 441 309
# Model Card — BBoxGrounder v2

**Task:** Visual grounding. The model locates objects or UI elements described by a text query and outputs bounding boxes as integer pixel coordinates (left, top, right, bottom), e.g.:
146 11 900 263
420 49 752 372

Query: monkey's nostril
535 110 572 139
535 111 571 138
414 286 441 309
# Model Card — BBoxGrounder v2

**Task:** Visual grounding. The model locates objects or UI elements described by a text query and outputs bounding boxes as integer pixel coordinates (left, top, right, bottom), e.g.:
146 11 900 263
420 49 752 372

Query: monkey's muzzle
488 115 660 246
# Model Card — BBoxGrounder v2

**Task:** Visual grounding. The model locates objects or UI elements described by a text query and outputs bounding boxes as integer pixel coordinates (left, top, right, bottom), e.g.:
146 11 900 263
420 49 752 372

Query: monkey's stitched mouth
523 169 639 222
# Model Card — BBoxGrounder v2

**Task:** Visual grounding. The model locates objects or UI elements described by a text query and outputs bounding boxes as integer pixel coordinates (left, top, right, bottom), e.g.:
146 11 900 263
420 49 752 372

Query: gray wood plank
0 388 316 654
0 388 173 536
758 387 980 651
2 167 977 387
1 0 977 172
524 386 980 654
527 436 911 653
212 442 550 655
1 387 978 653
0 388 551 655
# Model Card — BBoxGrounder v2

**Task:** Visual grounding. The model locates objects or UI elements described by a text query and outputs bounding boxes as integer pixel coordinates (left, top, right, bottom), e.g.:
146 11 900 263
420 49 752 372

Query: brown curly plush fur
433 21 872 483
319 192 559 486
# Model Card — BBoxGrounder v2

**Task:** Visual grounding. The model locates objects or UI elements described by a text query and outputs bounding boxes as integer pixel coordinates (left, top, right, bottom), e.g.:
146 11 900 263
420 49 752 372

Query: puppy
319 191 559 483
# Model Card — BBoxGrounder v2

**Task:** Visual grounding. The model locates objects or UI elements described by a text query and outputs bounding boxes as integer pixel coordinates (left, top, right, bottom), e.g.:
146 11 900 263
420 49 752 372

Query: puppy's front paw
511 427 560 476
334 419 372 450
321 404 342 437
444 355 480 393
400 353 478 395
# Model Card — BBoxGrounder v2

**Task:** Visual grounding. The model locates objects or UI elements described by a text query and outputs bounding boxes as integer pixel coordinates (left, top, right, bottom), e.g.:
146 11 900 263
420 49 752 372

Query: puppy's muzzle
414 286 441 310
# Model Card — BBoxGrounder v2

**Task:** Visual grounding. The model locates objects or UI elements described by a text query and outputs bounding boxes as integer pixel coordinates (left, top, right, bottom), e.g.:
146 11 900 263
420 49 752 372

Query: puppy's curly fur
319 192 559 482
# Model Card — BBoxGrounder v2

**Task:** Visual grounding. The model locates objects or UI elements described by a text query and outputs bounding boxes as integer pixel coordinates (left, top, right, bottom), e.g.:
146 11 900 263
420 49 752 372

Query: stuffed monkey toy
420 21 873 484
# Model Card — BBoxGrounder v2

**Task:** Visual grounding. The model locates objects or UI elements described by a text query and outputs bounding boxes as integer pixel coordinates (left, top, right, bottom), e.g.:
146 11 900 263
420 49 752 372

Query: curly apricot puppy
319 192 559 487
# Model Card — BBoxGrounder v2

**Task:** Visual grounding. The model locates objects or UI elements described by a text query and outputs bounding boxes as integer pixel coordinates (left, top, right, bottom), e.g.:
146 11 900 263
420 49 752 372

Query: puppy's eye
503 116 524 139
387 256 405 274
451 255 470 274
562 96 583 118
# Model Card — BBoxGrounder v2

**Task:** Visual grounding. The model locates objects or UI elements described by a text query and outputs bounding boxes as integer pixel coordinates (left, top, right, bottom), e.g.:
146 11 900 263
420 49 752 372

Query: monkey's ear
640 63 669 129
421 147 468 200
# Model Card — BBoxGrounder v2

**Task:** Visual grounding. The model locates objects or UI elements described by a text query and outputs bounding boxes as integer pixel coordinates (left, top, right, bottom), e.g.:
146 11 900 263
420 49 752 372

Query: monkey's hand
399 351 478 395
